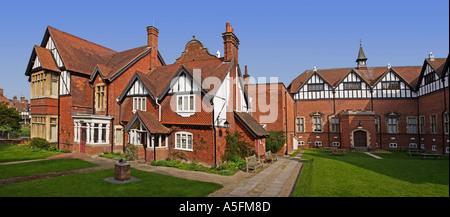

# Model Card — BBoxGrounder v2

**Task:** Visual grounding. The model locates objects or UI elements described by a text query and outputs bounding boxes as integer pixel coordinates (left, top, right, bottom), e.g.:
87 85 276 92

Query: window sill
174 148 193 152
176 111 195 117
146 146 168 149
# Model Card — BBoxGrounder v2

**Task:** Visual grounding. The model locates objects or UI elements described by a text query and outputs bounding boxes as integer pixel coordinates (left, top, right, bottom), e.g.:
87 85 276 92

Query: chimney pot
244 65 249 78
226 23 232 33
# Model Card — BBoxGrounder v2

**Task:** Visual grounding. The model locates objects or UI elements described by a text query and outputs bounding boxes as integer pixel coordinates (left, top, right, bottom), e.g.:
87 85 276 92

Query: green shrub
266 130 286 153
126 144 138 161
29 137 50 150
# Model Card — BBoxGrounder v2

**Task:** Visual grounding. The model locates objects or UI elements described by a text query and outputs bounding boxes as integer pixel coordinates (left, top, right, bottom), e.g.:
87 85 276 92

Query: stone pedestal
114 160 130 181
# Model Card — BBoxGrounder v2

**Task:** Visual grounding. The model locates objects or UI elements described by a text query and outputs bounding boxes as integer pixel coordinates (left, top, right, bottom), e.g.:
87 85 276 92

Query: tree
0 102 21 133
265 130 286 153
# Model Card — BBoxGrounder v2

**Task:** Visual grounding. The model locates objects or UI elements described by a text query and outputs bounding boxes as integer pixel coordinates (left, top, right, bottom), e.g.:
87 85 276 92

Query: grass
294 149 449 197
0 144 63 162
0 159 98 179
0 168 223 197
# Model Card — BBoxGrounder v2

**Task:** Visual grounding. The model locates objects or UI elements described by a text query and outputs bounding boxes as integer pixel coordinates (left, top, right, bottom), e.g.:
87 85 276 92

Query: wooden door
354 130 367 147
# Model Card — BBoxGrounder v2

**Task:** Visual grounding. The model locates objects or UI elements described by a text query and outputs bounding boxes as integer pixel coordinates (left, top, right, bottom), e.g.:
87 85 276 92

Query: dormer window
133 97 146 112
176 94 195 117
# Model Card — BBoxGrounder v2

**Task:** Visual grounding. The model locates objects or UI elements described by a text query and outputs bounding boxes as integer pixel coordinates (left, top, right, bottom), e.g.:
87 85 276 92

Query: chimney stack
0 88 3 97
222 23 239 64
243 65 249 78
147 26 159 69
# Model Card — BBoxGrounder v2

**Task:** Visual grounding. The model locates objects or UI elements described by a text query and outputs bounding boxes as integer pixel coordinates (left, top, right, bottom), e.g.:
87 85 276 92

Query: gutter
156 97 161 121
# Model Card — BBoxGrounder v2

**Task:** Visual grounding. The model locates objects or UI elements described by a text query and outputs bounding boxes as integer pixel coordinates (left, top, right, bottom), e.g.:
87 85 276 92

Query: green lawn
0 159 98 179
0 144 62 162
0 168 223 197
294 149 449 197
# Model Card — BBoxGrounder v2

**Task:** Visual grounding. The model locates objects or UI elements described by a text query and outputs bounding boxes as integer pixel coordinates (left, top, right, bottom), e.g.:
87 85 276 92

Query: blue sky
0 0 448 99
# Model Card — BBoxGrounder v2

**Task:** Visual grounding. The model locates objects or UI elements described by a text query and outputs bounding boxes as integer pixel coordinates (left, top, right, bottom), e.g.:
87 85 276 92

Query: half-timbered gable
293 71 333 100
418 57 447 96
372 68 417 98
335 70 372 99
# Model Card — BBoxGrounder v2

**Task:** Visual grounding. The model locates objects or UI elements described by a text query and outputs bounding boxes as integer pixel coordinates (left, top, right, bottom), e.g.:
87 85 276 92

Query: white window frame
298 141 304 146
175 132 193 151
73 119 110 145
314 141 322 147
332 141 340 147
176 95 195 113
133 97 146 112
432 145 437 151
409 143 417 148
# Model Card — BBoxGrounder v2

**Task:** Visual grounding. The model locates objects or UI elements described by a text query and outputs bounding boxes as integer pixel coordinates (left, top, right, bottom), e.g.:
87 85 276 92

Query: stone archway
353 130 367 147
350 128 371 149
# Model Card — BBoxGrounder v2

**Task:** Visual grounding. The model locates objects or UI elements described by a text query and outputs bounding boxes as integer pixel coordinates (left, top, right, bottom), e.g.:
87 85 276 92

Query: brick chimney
243 65 249 78
0 88 3 97
222 23 240 64
147 26 159 70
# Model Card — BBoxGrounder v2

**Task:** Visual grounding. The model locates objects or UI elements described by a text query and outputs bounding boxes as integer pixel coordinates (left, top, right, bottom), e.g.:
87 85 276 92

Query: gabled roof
416 56 448 89
124 110 170 134
288 65 422 93
425 58 447 76
147 57 233 99
117 71 156 102
389 66 422 89
234 111 269 138
25 46 60 76
90 46 152 83
44 26 117 75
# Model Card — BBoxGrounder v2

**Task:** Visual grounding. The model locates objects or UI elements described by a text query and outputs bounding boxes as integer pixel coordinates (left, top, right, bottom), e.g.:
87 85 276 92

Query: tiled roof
288 65 424 93
33 46 60 72
425 58 447 76
125 110 170 134
234 111 269 138
46 26 117 75
145 57 233 98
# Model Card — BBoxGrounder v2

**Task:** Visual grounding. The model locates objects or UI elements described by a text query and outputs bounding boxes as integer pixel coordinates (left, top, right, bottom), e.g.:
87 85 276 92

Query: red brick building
287 46 449 155
24 23 448 164
25 23 268 166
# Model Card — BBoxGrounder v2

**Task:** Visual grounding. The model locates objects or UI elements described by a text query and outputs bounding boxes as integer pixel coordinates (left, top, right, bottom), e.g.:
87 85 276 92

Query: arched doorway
353 130 367 148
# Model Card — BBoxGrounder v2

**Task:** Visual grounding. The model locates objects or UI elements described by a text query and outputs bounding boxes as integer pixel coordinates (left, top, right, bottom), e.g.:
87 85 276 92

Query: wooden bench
419 153 443 160
245 154 263 173
332 149 345 156
264 150 278 163
408 150 425 157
